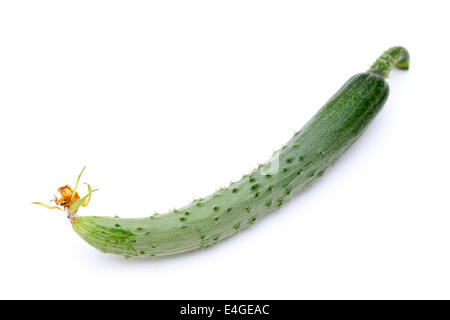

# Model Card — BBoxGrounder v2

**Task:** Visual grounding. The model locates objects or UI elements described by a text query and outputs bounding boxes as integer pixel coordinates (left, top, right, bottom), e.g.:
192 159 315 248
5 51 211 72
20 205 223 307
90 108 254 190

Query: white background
1 0 449 299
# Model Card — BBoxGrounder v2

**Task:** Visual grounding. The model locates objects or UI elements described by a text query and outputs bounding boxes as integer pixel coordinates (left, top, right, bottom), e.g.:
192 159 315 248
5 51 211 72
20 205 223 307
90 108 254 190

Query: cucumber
73 47 409 258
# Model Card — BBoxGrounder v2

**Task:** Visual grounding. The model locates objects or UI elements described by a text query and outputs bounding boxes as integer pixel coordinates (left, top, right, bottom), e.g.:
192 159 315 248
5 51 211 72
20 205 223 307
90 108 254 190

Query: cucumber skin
73 72 389 258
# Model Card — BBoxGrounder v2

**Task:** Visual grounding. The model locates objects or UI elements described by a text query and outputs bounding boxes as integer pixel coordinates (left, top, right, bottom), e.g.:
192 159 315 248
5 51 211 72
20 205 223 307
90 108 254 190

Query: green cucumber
73 47 409 258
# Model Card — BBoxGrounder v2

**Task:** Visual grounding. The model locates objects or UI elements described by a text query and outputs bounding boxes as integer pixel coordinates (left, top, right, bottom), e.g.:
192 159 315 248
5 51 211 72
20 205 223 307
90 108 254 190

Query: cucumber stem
368 46 409 78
